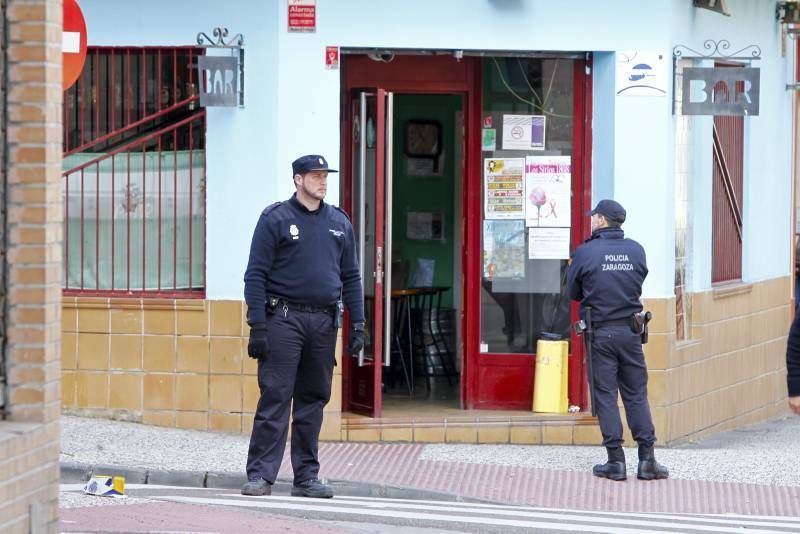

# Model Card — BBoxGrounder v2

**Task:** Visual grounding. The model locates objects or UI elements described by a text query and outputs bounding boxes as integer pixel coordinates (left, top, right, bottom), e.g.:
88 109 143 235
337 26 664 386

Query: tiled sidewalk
61 416 800 516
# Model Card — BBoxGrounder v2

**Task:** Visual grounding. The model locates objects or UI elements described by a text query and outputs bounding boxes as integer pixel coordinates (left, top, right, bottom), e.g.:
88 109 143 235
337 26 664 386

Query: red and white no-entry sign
63 0 88 90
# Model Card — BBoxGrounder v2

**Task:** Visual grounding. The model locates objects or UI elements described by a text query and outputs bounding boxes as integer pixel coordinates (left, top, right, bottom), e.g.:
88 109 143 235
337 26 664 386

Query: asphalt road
59 483 800 533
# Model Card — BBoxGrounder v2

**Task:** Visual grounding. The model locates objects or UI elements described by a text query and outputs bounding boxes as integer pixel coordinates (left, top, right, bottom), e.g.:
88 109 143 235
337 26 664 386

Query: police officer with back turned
566 199 668 482
241 154 365 498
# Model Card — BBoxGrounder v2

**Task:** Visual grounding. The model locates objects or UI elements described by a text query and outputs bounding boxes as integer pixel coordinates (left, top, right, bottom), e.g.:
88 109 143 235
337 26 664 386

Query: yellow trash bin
532 339 569 413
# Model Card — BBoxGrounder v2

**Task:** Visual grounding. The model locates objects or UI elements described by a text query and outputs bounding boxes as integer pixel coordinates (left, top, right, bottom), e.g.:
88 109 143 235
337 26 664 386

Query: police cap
292 154 338 175
590 199 626 224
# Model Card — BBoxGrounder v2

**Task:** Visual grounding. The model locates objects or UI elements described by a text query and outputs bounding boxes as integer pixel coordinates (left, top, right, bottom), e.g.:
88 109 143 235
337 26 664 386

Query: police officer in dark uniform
785 311 800 415
566 199 668 482
241 154 365 498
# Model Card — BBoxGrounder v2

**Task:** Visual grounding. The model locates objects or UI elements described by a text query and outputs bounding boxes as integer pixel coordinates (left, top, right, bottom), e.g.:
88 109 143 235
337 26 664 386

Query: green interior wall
391 94 462 308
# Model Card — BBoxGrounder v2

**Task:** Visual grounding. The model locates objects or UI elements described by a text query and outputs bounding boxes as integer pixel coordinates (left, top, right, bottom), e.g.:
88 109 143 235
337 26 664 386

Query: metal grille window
711 63 744 284
63 47 206 296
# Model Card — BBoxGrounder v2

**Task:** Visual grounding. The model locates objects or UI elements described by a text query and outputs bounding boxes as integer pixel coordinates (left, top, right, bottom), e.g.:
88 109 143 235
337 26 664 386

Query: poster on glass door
524 155 571 227
483 220 525 280
484 158 525 219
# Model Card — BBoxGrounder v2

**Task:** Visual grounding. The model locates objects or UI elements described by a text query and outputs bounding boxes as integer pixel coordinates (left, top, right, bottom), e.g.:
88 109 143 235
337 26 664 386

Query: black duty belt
281 301 335 314
592 318 630 328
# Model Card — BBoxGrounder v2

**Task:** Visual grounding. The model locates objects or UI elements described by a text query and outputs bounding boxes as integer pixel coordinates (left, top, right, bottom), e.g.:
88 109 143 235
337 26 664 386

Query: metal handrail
64 96 200 158
62 110 205 177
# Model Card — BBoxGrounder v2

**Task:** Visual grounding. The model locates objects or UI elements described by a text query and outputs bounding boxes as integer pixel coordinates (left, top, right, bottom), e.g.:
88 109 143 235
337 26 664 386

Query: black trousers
246 308 337 484
591 325 656 449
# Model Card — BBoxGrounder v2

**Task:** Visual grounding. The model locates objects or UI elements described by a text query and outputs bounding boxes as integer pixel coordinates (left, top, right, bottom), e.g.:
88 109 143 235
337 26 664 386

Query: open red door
345 89 393 417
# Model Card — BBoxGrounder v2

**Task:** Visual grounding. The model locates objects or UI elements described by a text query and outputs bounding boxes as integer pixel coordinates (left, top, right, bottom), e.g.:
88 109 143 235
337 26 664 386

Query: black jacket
786 312 800 396
243 194 364 326
566 227 647 322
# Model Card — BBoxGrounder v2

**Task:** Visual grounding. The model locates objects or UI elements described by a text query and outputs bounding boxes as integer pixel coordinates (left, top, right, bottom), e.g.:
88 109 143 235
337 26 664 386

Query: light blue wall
79 0 793 299
611 57 676 298
592 52 615 204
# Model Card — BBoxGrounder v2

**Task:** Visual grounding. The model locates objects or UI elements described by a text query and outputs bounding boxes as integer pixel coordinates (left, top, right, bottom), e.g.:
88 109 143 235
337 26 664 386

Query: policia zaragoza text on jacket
241 154 365 499
567 199 669 482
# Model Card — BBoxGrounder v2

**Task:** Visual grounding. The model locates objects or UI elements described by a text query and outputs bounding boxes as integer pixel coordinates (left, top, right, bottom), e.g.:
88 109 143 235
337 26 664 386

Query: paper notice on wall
484 158 525 219
502 114 546 150
525 156 571 227
528 227 570 260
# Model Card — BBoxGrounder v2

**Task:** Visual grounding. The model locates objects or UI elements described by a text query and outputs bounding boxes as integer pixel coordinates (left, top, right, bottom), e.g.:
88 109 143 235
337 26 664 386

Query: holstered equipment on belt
334 300 344 328
631 311 652 344
573 307 598 417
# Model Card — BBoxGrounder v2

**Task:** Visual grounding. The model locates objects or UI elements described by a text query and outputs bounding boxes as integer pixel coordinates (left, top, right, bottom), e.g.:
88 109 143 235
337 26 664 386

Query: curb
60 461 492 503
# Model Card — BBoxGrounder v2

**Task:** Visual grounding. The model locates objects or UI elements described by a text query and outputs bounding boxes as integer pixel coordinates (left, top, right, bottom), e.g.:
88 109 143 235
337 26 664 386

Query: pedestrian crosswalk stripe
332 494 542 509
330 494 800 525
700 513 800 523
329 494 800 529
162 496 667 533
226 494 800 532
161 495 797 534
526 507 800 530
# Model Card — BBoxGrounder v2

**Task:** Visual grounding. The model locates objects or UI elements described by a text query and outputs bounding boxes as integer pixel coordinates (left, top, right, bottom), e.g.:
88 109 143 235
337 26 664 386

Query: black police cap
292 154 338 176
590 199 626 224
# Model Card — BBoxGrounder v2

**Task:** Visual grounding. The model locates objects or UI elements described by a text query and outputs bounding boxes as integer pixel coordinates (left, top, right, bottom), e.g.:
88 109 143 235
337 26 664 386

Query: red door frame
464 58 594 410
574 58 594 411
341 54 478 216
341 53 593 413
342 55 477 412
344 91 388 417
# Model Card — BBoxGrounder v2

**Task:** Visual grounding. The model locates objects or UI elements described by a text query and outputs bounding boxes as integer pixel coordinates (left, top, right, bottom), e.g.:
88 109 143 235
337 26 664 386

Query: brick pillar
5 0 62 423
0 0 63 531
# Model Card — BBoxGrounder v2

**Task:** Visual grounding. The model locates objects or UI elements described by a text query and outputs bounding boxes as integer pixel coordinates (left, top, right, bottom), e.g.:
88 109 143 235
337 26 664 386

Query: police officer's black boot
292 478 334 498
241 476 272 496
636 445 669 480
592 447 627 481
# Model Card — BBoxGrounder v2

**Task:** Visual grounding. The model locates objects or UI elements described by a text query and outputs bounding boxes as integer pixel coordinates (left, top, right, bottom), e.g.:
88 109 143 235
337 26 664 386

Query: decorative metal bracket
671 40 761 114
196 27 245 107
672 39 762 61
197 27 244 48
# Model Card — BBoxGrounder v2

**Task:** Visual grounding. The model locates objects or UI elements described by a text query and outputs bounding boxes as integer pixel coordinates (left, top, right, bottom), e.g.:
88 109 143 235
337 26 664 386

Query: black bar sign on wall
681 67 760 116
198 55 239 107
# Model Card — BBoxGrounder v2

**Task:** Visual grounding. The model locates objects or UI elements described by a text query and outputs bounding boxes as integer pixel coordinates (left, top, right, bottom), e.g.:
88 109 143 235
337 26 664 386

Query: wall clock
405 120 442 158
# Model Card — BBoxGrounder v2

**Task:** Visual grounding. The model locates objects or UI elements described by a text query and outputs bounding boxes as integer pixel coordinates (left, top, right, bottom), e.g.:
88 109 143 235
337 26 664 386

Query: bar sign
197 56 239 107
288 0 316 33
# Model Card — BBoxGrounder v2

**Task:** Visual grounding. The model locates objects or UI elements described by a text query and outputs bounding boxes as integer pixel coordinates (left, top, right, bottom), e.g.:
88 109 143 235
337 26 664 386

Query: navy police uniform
243 155 364 494
567 199 667 481
786 311 800 413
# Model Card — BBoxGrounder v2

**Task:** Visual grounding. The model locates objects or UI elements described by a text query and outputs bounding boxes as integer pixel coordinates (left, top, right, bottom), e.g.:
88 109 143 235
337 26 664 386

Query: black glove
247 324 269 360
347 322 365 355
